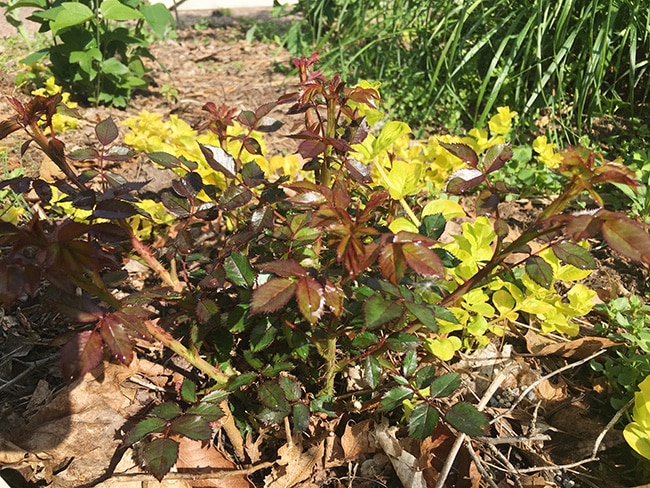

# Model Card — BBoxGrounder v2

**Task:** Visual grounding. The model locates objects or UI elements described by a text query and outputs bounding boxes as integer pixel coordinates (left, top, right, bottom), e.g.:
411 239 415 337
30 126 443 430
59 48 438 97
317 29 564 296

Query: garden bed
1 10 649 488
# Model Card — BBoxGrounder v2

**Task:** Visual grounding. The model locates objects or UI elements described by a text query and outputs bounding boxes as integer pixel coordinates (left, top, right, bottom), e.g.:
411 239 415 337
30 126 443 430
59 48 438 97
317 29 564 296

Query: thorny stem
125 223 184 292
322 316 339 397
319 95 338 187
145 319 230 386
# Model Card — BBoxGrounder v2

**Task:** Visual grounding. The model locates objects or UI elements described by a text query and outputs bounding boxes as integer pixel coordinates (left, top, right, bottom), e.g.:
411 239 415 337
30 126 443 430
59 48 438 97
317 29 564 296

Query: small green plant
592 295 650 408
159 83 178 104
1 54 649 481
5 0 175 108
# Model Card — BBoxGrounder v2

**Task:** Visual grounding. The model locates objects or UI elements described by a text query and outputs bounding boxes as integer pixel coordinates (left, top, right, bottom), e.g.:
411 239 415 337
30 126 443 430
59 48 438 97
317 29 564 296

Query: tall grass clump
283 0 650 137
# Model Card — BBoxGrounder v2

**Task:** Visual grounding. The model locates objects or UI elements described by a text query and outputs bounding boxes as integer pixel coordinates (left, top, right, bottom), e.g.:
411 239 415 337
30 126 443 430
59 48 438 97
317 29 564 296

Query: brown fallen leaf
374 421 426 488
535 377 567 402
524 329 555 355
4 360 157 487
519 473 552 487
420 422 475 488
264 441 324 488
535 337 619 359
176 438 253 488
340 419 377 460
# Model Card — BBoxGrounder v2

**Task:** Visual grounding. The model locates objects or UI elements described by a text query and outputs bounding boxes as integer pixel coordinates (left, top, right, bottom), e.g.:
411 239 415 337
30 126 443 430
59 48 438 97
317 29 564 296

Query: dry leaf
264 441 324 488
3 360 157 487
39 157 66 182
535 378 567 402
340 419 377 460
536 337 618 359
520 473 552 487
420 423 475 488
374 421 426 488
244 432 264 464
524 329 555 355
176 438 252 488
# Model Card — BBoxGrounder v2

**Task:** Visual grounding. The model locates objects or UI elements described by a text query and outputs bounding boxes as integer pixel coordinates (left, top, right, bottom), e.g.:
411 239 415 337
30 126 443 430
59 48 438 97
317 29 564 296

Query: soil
1 9 650 488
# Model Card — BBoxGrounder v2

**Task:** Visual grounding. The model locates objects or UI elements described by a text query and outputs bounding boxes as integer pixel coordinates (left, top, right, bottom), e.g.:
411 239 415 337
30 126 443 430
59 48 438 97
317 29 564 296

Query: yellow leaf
566 284 597 316
467 315 489 337
388 217 419 234
493 289 515 314
624 376 650 459
424 336 461 361
374 121 411 157
488 106 517 136
533 135 562 168
422 199 466 220
384 159 423 200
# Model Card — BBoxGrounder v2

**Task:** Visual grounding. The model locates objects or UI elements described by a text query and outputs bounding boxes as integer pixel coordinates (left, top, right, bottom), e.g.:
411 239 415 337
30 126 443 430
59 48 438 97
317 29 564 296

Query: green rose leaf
409 403 439 439
142 437 179 481
364 294 403 329
169 415 212 440
379 386 413 411
151 402 182 420
186 403 224 422
429 372 461 398
259 381 289 412
279 376 302 402
364 355 382 389
445 403 488 436
293 403 310 434
525 255 554 288
405 301 438 331
224 251 255 289
180 379 197 403
124 417 167 446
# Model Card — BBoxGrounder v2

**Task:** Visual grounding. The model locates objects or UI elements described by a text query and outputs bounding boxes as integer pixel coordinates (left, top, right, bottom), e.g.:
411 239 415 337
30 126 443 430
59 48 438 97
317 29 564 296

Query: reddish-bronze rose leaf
113 307 154 340
438 142 479 167
379 240 405 285
295 276 325 324
445 168 485 194
402 242 444 278
61 330 103 381
482 144 512 173
258 259 307 277
551 241 596 270
250 278 296 315
525 255 554 288
322 279 344 317
394 231 438 247
298 139 327 159
0 119 22 139
563 214 603 241
99 314 134 365
602 218 650 264
95 117 119 146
